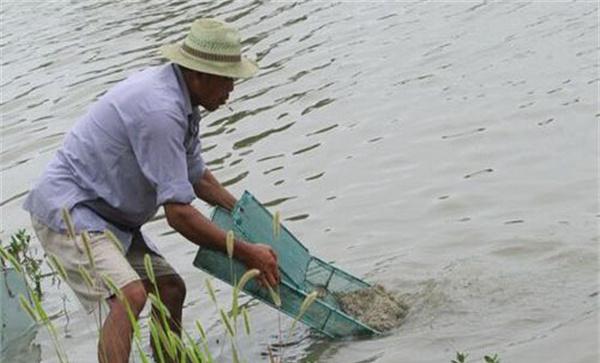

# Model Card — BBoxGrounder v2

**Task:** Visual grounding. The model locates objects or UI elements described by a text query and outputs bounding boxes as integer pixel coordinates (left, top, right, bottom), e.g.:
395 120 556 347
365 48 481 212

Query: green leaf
144 253 156 287
205 278 217 305
484 354 500 363
267 284 281 307
81 231 95 270
48 254 68 281
272 211 281 239
289 290 318 337
78 265 95 288
226 230 235 259
219 309 235 337
18 294 38 322
452 351 468 363
242 307 252 335
103 229 125 254
61 207 76 240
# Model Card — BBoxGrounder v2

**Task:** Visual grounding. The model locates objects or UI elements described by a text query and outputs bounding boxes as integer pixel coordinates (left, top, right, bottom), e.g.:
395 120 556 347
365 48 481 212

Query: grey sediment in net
335 284 409 332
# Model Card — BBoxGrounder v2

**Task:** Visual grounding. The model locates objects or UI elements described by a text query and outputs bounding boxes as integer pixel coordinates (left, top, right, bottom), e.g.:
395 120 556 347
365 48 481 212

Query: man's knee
111 280 148 316
157 274 186 305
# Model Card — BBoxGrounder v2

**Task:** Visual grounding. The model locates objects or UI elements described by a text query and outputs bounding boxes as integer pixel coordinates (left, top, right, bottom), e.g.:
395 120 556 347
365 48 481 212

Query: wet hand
240 243 279 288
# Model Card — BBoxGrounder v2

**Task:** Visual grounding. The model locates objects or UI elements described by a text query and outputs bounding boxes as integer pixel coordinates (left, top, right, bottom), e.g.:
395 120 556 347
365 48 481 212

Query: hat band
181 43 241 63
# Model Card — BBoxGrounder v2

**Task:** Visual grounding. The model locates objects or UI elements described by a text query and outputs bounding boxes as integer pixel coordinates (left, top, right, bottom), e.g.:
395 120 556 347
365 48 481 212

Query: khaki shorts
32 217 178 313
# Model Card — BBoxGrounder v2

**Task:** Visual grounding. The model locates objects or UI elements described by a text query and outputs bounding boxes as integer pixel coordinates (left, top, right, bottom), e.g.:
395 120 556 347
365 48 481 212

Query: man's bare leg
144 274 187 363
98 280 148 363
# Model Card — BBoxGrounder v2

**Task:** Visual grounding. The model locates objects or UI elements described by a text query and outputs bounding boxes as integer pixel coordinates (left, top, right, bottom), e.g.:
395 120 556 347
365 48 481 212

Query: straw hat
161 18 258 79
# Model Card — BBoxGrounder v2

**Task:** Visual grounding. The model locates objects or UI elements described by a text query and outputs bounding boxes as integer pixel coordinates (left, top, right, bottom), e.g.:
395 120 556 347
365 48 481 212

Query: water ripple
1 1 597 362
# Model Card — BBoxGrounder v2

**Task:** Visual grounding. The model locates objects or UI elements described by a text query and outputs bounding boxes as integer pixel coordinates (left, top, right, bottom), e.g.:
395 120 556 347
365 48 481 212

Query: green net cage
193 191 380 338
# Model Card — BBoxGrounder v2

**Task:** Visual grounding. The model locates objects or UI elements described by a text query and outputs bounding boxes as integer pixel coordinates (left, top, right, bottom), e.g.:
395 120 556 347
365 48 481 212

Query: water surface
1 1 598 362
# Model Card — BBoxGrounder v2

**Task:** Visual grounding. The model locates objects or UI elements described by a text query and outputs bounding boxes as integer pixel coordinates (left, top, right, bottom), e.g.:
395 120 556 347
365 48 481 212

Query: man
23 18 279 363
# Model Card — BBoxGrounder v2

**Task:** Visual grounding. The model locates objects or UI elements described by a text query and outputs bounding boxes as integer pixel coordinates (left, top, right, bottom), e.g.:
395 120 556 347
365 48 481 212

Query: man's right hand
164 203 280 287
237 242 280 288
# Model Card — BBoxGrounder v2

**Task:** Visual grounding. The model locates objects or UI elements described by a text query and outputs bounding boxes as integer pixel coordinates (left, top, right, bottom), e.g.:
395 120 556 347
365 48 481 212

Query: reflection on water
1 1 598 362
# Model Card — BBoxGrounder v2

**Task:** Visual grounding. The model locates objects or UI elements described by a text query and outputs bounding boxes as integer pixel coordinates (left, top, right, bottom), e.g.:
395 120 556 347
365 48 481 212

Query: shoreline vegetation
0 210 501 362
0 209 323 363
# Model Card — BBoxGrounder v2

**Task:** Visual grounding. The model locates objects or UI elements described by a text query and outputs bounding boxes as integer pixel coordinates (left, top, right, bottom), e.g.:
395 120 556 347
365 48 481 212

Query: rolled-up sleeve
125 108 196 206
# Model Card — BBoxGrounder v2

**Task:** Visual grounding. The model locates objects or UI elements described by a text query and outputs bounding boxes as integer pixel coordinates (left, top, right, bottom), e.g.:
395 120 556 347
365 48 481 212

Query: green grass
0 229 43 298
0 209 319 363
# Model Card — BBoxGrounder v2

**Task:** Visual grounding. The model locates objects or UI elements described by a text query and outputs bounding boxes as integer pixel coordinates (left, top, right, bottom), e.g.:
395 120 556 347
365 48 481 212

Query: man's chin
202 100 226 112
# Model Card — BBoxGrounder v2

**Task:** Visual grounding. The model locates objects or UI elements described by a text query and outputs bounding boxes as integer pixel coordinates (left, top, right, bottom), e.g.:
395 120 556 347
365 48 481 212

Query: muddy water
1 1 598 362
336 285 408 332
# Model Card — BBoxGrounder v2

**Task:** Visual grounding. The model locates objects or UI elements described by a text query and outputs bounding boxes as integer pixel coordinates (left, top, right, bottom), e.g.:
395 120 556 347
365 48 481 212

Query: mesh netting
193 191 379 338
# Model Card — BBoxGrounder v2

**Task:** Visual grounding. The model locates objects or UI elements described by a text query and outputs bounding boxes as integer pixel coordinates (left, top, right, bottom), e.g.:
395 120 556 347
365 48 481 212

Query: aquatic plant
0 229 44 298
452 352 468 363
452 351 501 363
484 354 501 363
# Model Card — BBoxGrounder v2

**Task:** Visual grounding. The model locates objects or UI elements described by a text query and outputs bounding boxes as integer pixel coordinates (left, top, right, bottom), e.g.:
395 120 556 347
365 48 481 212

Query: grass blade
47 254 68 281
18 294 38 322
236 269 260 292
232 269 260 321
272 211 281 239
242 307 251 335
226 230 235 259
267 284 281 307
0 245 23 272
219 309 235 337
81 231 95 270
103 229 125 254
289 290 318 336
144 253 156 287
205 278 217 305
61 207 76 240
78 265 95 288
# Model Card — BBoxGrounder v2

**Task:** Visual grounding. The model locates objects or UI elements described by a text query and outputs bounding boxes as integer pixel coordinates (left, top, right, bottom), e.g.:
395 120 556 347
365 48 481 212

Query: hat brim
160 43 258 79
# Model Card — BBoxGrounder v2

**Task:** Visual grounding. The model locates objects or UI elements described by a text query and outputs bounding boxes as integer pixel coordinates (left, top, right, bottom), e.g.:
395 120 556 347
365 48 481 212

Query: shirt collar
172 63 194 117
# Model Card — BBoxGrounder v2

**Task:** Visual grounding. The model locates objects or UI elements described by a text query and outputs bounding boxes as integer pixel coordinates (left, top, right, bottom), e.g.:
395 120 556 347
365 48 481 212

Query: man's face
189 72 234 111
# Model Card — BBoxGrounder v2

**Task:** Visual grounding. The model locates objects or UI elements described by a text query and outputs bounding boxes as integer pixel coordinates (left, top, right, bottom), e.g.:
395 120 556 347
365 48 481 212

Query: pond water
1 1 598 362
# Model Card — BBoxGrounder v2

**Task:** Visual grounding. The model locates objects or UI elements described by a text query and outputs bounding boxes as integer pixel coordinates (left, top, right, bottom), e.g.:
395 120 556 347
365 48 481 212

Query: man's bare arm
193 169 236 211
164 202 279 286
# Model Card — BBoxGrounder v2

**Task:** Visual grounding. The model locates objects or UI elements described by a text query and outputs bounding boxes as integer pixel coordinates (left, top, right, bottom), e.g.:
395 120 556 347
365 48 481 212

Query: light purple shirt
23 63 205 252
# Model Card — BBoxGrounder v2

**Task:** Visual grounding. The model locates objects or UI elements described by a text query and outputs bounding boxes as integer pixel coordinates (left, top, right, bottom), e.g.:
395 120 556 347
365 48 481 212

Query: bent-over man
23 18 279 363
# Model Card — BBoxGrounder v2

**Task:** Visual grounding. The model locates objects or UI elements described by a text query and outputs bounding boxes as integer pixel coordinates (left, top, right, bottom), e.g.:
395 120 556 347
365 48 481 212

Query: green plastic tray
192 191 380 338
1 268 36 355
